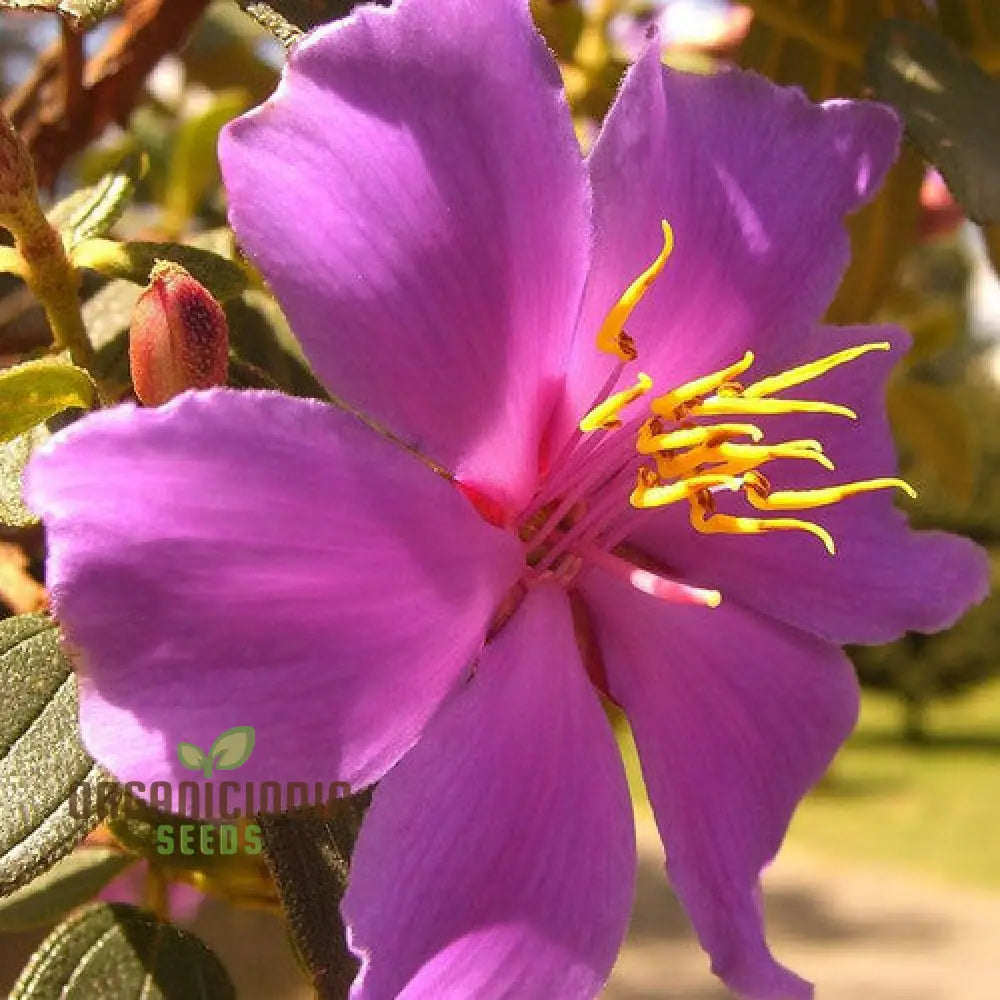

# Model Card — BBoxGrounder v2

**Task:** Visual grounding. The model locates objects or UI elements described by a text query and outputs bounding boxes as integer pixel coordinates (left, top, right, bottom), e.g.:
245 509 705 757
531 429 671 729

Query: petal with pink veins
24 390 521 795
343 585 635 1000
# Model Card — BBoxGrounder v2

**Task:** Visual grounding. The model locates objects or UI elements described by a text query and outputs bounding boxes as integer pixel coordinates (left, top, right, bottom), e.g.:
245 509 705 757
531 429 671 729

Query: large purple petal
559 47 899 432
580 573 859 1000
25 390 521 794
220 0 590 512
626 325 989 644
343 585 635 1000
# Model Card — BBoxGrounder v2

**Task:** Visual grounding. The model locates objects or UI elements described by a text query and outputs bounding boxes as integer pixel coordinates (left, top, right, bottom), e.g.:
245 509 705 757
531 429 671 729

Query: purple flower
25 1 987 998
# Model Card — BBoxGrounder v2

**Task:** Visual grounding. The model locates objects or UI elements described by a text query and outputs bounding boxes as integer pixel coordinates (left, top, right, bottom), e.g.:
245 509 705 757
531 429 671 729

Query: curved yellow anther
688 396 857 420
717 440 834 472
636 421 763 455
655 439 833 482
689 498 836 555
651 352 755 418
743 342 890 398
579 372 653 432
745 477 916 511
631 470 738 509
595 220 674 361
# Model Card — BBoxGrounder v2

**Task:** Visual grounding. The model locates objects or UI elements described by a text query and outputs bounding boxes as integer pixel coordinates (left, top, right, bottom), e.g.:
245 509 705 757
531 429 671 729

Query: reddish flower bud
129 261 230 406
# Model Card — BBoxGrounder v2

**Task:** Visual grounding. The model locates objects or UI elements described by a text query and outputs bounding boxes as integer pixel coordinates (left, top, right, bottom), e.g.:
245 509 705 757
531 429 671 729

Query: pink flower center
474 221 914 611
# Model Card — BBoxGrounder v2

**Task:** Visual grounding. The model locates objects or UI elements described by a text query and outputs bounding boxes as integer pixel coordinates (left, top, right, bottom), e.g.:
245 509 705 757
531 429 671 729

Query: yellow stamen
658 440 834 480
745 476 916 511
579 372 653 432
636 421 763 455
688 396 857 419
631 470 739 509
595 220 674 361
573 218 913 573
651 352 755 418
689 495 836 555
743 342 890 398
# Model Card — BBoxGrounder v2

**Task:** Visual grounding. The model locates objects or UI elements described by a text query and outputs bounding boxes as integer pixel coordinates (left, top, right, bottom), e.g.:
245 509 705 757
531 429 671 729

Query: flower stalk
0 111 94 372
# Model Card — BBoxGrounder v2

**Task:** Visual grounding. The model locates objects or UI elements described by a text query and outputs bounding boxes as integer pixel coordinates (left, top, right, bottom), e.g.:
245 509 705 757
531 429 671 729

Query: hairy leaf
0 1 123 27
235 1 382 45
71 239 249 301
0 359 95 445
9 902 236 999
47 151 146 252
259 792 371 1000
226 290 329 399
1 425 51 528
0 615 104 896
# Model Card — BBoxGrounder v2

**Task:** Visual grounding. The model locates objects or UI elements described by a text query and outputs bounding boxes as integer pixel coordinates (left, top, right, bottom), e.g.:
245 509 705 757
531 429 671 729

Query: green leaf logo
176 742 208 774
176 726 255 778
209 726 255 772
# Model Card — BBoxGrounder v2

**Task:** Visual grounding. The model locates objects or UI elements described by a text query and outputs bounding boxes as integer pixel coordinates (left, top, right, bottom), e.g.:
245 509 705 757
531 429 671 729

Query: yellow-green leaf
163 91 250 237
0 360 95 445
71 239 249 301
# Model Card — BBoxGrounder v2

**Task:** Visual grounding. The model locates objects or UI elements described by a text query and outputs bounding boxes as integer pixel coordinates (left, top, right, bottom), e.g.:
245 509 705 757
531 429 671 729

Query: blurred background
2 0 1000 997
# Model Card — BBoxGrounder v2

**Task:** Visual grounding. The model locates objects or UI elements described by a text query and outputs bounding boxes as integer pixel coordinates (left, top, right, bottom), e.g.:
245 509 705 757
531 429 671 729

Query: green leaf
234 1 372 45
80 279 139 399
47 151 146 252
176 743 208 773
0 0 123 27
1 424 50 528
9 902 236 999
0 847 133 931
226 290 329 399
258 793 371 1000
0 614 103 896
0 359 95 445
56 0 124 27
867 18 1000 224
164 92 249 235
208 726 255 772
71 239 249 301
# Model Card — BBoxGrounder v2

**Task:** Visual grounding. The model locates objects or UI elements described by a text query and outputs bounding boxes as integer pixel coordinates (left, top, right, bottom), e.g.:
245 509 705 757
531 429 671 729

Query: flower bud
129 261 230 406
0 110 38 223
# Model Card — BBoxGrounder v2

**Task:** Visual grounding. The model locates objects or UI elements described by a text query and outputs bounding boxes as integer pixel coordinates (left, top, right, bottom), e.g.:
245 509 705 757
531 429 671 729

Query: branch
4 0 212 188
